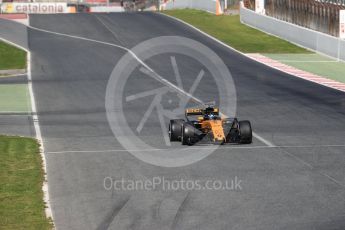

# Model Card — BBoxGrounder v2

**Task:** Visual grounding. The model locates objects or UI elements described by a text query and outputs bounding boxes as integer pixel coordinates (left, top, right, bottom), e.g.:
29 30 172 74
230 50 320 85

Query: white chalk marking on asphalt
25 16 274 147
0 18 54 222
45 144 345 154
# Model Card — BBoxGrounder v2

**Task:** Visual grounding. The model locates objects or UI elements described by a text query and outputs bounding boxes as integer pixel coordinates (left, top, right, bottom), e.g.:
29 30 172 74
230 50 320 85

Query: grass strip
0 41 26 70
163 9 311 54
0 136 52 229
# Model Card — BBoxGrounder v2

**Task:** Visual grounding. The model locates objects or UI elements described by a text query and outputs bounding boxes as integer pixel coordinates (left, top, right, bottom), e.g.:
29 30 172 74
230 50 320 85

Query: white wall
89 6 124 12
240 3 345 61
162 0 217 14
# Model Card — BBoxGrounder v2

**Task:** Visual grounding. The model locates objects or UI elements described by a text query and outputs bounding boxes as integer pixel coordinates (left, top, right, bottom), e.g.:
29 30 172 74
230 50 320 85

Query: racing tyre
181 122 194 145
169 119 184 142
239 120 252 144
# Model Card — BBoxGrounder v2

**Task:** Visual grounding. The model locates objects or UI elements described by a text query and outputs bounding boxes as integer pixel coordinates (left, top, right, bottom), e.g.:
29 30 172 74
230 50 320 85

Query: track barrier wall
240 2 345 61
89 6 124 12
161 0 224 15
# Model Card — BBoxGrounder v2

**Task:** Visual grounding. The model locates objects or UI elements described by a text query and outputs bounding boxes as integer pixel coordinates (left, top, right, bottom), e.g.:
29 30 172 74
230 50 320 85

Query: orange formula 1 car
168 106 252 145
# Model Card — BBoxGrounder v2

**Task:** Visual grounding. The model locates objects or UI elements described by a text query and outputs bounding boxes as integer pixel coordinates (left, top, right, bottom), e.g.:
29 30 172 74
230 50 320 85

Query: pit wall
240 2 345 61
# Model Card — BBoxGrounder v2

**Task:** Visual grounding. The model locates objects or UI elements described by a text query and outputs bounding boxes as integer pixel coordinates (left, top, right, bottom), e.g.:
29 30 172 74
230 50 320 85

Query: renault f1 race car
168 106 252 145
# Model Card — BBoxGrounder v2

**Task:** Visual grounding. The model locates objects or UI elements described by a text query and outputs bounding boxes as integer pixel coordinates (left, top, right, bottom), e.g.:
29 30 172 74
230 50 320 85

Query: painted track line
0 18 54 222
45 144 345 154
252 132 274 147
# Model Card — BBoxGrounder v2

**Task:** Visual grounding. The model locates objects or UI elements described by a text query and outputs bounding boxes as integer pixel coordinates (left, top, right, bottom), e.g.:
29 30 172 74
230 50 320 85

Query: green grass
0 84 31 113
0 136 53 229
264 54 345 83
0 41 26 70
164 9 311 54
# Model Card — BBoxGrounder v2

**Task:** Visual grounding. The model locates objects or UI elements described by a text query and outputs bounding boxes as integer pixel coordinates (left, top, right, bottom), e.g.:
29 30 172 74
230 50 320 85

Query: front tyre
239 120 252 144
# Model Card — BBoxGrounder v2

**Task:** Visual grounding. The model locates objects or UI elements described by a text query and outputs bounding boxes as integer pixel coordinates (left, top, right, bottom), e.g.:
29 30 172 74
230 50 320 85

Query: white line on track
46 144 345 154
27 21 54 223
252 132 274 147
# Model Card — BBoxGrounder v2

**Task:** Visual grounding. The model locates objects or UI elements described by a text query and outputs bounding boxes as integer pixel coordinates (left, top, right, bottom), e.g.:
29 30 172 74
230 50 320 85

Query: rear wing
185 107 219 116
185 108 203 116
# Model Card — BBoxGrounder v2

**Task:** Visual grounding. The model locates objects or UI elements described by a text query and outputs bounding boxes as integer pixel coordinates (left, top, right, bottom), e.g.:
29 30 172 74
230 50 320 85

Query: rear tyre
239 120 252 144
169 119 184 142
181 123 188 145
181 122 194 146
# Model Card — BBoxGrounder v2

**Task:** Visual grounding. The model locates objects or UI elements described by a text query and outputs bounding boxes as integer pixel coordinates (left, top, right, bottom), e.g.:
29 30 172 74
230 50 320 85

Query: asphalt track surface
1 13 345 229
0 75 34 136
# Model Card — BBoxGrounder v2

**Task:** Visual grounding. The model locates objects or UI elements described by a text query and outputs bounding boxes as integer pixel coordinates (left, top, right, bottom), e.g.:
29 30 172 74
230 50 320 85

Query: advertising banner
340 10 345 39
1 2 68 14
